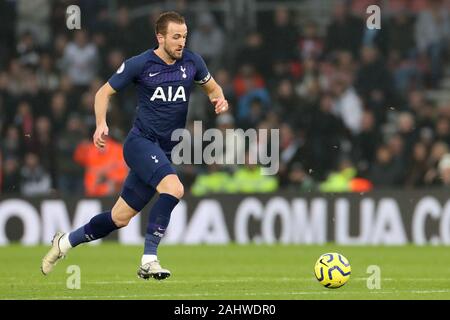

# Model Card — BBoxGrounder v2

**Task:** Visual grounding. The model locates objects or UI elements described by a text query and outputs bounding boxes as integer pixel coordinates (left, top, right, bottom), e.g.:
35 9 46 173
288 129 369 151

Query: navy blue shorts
120 127 176 211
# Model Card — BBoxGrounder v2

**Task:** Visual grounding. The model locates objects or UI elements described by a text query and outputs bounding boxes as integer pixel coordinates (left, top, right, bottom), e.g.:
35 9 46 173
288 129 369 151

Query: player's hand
93 122 109 149
212 97 229 114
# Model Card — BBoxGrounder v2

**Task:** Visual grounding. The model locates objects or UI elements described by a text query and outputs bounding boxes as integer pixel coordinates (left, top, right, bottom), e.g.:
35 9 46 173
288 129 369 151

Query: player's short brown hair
155 11 185 36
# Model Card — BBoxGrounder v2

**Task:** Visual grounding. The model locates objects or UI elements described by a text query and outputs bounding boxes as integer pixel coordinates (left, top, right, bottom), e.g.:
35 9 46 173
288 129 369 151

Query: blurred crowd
1 0 450 197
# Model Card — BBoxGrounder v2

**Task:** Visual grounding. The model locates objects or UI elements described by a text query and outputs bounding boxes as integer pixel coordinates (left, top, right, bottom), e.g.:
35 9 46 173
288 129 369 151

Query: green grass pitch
1 243 450 300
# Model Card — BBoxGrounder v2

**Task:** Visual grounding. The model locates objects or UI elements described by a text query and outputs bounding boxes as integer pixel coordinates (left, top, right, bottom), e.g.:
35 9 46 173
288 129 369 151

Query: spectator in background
235 31 270 78
396 112 418 158
0 0 16 68
13 101 34 150
238 97 269 130
16 0 51 46
1 126 24 161
335 50 357 75
191 163 233 196
31 116 57 187
36 52 60 92
21 68 44 112
74 136 128 197
16 31 40 68
2 157 21 194
435 117 450 145
295 58 322 105
56 73 79 111
285 162 315 192
278 123 306 187
418 127 435 151
387 1 417 59
438 153 450 186
0 125 24 193
79 90 97 132
189 12 225 70
425 141 449 185
229 151 278 194
273 79 303 125
107 6 140 56
87 4 111 36
437 104 450 126
407 89 427 114
307 93 344 180
416 103 436 135
6 59 28 97
331 74 363 135
78 0 109 32
405 142 428 187
266 59 294 92
356 45 394 122
386 4 419 94
49 92 68 135
415 0 450 86
49 1 67 34
352 110 381 173
233 65 270 126
0 96 4 136
367 145 403 187
319 157 359 192
101 49 125 80
297 20 323 61
56 114 86 195
387 133 407 183
264 5 299 63
20 152 52 196
324 0 364 59
52 33 69 64
91 29 109 67
233 66 265 98
61 30 99 88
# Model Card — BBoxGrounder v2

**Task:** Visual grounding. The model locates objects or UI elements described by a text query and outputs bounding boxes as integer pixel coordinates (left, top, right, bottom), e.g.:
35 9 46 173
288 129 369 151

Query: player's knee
112 214 130 228
111 210 131 228
161 182 184 199
164 182 184 199
157 175 184 199
175 183 184 199
111 201 136 228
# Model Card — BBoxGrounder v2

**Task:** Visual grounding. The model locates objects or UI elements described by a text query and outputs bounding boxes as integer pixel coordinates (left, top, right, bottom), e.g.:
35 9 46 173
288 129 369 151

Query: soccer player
41 11 229 280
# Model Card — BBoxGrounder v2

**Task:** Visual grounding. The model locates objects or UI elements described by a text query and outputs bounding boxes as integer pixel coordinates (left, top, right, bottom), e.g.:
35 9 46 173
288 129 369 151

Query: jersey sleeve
108 54 146 91
192 53 211 85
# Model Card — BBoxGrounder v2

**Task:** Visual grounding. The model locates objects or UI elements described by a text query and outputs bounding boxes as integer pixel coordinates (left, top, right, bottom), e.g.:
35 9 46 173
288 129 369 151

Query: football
314 253 351 288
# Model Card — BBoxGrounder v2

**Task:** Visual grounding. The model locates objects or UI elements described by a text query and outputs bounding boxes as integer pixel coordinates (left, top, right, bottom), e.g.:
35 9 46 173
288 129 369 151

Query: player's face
163 22 188 60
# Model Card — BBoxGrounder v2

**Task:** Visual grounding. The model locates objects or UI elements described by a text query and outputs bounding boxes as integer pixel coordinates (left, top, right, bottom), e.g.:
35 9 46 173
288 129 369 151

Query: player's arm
192 52 228 114
200 77 229 114
93 82 116 149
93 53 145 149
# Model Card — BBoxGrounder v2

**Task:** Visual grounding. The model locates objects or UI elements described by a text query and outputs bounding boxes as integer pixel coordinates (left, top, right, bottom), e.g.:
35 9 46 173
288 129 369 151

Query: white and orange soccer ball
314 253 351 288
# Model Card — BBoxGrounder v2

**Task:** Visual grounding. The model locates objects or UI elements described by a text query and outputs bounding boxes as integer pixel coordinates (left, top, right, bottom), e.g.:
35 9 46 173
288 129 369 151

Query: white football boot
137 260 171 280
41 232 66 275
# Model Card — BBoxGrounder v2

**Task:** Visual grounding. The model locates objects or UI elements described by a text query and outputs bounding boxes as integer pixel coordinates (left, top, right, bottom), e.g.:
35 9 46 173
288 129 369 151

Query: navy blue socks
68 211 119 247
144 193 179 255
65 194 179 256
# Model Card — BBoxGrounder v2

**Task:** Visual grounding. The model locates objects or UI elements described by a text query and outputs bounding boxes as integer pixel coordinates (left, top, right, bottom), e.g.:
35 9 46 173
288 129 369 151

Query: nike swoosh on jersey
149 72 160 77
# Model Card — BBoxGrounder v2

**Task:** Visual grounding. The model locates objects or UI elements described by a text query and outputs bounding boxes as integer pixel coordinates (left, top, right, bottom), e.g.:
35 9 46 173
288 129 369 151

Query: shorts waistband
130 126 159 144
